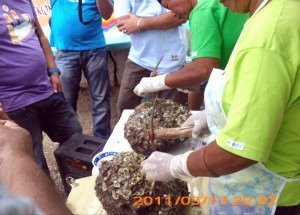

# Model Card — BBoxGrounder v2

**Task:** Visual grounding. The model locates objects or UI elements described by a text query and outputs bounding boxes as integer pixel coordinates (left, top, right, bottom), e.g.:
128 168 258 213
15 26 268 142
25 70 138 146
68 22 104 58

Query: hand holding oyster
95 151 189 215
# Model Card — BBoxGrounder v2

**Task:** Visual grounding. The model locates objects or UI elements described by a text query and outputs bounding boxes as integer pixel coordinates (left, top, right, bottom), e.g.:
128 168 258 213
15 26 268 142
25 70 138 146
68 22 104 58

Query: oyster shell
95 151 189 215
124 99 191 156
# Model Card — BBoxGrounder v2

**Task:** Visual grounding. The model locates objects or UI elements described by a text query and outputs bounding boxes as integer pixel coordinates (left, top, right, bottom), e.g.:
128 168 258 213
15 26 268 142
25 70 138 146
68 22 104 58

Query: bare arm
187 140 257 177
0 121 72 215
35 18 56 71
0 104 9 120
116 12 187 34
96 0 113 20
35 18 62 93
165 58 220 89
139 12 187 30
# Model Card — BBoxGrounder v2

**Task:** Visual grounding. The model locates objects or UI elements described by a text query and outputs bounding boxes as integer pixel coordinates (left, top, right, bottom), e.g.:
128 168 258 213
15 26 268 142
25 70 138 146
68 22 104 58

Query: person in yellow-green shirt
141 0 300 214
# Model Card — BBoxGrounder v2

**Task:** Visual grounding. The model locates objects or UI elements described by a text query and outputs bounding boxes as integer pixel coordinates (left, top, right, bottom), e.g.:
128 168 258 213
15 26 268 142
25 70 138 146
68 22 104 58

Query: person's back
50 0 112 139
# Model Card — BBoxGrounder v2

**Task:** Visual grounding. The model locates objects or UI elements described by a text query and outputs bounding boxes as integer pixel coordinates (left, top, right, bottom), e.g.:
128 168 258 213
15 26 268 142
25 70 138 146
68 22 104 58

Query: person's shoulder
194 0 226 11
238 0 300 66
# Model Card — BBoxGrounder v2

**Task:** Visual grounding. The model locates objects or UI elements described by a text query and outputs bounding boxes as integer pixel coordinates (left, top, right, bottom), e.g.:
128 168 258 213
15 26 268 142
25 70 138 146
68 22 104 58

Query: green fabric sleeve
189 8 222 60
216 48 294 162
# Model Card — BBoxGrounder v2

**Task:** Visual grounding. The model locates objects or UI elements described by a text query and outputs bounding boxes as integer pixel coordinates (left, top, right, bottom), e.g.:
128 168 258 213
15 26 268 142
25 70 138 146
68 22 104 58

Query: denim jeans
7 93 82 172
56 47 111 139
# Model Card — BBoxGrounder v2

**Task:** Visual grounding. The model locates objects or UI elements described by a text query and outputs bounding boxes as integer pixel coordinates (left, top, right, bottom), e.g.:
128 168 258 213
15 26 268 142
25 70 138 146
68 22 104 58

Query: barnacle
95 151 189 215
124 99 191 156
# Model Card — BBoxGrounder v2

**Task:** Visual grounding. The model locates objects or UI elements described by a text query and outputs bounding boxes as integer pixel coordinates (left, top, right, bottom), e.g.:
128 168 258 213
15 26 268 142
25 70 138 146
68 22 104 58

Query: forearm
165 58 219 88
187 141 257 177
139 12 187 31
35 21 56 70
97 0 113 20
0 154 72 215
39 36 56 70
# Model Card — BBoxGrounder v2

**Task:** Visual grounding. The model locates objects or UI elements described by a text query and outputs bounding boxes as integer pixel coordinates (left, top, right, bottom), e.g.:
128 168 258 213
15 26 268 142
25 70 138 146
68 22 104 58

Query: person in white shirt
114 0 188 117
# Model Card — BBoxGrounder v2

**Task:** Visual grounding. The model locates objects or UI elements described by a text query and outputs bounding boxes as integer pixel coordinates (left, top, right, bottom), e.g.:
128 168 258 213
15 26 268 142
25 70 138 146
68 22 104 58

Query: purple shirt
0 0 53 112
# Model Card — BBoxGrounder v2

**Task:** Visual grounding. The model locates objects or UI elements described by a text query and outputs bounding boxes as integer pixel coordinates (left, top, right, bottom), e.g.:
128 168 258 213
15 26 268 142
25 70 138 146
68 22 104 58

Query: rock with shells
124 99 191 156
95 151 189 215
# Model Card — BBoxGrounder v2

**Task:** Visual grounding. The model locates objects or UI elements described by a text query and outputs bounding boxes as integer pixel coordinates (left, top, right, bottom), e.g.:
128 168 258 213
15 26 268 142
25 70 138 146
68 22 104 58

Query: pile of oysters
124 99 191 156
95 99 191 214
95 151 189 215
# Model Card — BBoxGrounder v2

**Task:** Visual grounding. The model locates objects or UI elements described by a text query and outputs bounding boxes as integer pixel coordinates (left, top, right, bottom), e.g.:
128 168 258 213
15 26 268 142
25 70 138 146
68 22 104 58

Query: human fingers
133 84 146 97
181 115 195 127
57 81 63 92
53 82 59 93
50 75 61 93
1 120 21 130
192 120 202 139
141 162 159 181
122 29 129 34
0 104 10 120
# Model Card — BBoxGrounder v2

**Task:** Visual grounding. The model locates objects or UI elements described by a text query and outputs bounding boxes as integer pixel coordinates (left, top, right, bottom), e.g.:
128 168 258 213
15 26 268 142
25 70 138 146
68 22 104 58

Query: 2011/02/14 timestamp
133 195 277 207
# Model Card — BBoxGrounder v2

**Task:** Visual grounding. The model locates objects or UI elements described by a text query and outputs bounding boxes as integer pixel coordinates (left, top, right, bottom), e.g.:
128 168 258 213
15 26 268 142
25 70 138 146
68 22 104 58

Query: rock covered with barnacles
124 99 191 156
95 151 189 215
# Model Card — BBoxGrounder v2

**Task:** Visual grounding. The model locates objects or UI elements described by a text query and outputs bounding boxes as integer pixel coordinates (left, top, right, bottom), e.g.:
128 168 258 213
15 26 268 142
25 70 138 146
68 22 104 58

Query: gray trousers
117 59 187 118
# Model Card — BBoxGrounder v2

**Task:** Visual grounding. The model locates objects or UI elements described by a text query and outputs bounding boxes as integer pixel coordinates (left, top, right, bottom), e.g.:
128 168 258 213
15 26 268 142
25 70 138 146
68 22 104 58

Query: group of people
0 0 113 213
0 0 299 214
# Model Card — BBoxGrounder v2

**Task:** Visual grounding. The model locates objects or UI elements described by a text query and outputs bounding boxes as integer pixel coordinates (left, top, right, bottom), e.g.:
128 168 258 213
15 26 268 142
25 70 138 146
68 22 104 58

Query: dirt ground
43 49 128 199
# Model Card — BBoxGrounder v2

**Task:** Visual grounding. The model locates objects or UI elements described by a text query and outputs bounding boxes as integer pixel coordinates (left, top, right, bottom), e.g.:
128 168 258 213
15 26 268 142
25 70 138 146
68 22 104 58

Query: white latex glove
181 110 208 138
134 74 171 97
141 151 193 181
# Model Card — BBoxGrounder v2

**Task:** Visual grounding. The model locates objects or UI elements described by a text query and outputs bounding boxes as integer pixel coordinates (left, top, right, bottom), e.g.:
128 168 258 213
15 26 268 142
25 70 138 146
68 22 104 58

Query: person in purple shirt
0 0 82 174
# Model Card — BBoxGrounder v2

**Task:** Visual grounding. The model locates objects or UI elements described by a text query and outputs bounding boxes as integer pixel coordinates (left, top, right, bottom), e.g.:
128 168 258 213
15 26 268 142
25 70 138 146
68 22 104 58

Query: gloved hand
181 110 208 138
141 151 194 181
134 74 171 97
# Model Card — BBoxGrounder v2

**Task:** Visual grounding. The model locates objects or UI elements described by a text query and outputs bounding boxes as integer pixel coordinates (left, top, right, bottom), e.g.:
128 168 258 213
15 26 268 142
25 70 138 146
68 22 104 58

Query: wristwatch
47 67 61 77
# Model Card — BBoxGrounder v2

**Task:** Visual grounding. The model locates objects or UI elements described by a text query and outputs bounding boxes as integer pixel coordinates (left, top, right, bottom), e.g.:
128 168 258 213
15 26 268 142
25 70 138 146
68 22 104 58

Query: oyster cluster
124 99 191 156
95 151 189 215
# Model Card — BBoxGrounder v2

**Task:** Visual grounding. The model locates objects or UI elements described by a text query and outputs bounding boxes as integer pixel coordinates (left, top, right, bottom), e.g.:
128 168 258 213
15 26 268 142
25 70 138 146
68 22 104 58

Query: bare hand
116 13 140 35
50 73 62 93
172 12 188 21
0 103 10 120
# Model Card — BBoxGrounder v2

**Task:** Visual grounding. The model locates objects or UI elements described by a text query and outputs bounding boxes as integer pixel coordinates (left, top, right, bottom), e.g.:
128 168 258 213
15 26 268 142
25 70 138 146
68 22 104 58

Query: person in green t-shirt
140 0 300 214
134 0 248 109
